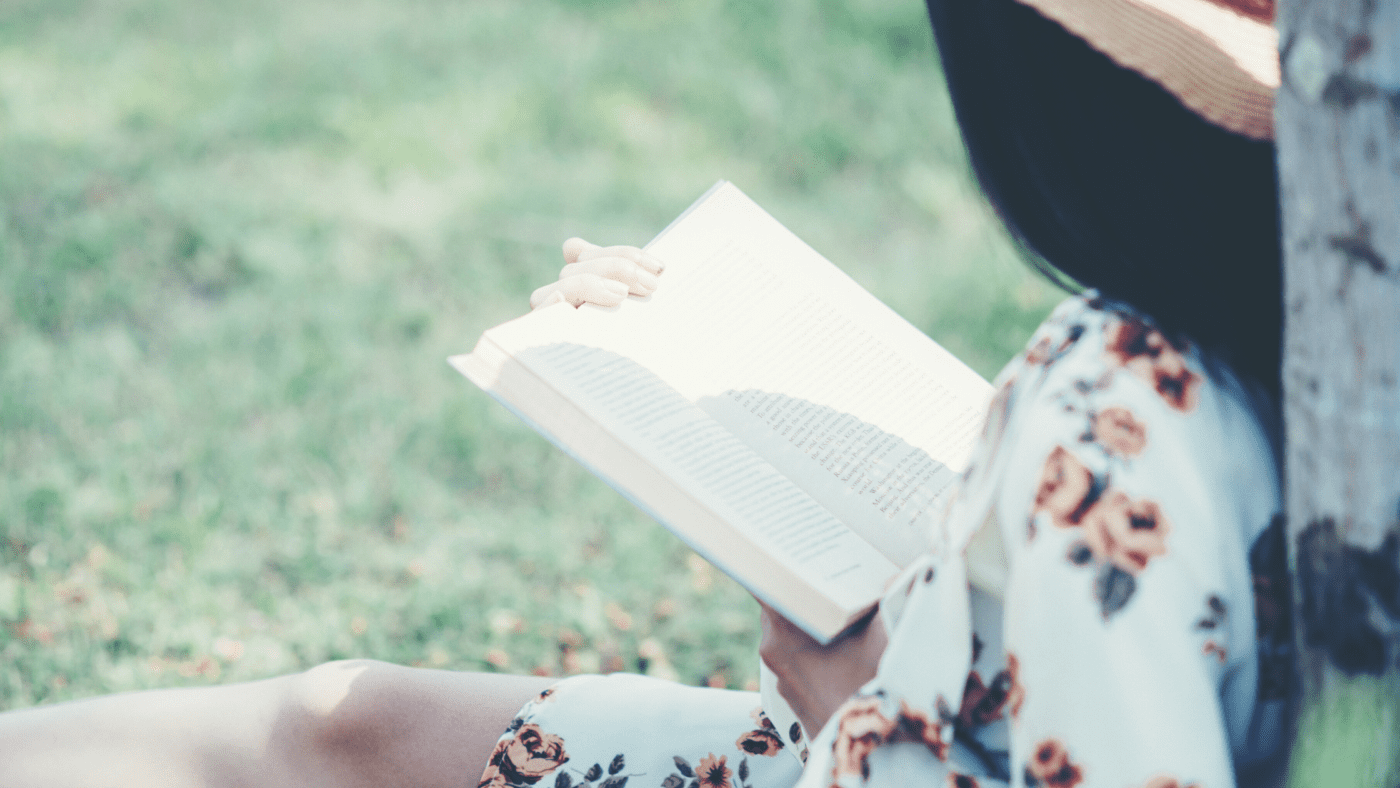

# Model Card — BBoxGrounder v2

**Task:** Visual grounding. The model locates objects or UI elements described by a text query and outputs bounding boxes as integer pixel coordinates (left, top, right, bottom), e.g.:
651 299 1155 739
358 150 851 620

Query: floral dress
479 295 1292 788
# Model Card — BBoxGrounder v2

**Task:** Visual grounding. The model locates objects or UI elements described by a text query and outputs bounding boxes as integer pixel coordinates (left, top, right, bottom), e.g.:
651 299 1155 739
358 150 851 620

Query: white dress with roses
479 295 1292 788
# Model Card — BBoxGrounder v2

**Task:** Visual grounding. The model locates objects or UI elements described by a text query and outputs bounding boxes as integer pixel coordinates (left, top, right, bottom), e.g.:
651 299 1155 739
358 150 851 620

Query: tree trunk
1275 0 1400 784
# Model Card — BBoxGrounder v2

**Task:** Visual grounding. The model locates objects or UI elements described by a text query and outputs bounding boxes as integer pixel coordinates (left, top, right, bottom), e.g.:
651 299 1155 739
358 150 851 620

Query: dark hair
923 0 1283 403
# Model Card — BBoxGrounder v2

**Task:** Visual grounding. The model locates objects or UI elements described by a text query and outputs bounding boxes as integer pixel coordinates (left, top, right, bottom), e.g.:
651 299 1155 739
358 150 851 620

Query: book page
566 183 993 567
464 181 991 629
488 307 899 615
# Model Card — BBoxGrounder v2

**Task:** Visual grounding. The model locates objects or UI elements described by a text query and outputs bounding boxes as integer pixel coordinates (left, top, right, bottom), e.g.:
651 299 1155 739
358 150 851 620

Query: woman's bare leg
0 660 554 788
296 660 556 788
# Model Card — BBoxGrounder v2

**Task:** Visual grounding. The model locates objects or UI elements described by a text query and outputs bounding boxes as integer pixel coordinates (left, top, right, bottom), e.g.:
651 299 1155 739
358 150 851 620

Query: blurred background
0 0 1061 708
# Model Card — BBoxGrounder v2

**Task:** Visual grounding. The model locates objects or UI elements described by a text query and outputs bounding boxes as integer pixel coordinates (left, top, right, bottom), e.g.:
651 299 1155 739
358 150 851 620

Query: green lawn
0 0 1059 708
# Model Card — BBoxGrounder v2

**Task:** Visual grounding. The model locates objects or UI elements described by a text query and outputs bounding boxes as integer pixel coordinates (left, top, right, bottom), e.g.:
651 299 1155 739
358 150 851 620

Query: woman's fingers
529 275 630 310
540 237 664 310
560 257 659 296
562 237 665 275
579 244 665 276
528 286 568 310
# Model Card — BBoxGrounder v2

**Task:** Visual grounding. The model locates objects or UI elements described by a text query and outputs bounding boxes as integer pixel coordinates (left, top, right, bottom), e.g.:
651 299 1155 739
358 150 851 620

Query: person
0 0 1292 786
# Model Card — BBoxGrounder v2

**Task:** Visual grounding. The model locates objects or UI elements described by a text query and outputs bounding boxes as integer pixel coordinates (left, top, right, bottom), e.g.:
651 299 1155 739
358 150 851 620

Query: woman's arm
758 603 888 734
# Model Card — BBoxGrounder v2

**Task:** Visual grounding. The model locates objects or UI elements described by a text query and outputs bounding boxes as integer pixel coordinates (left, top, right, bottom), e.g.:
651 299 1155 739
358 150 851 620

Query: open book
452 181 992 644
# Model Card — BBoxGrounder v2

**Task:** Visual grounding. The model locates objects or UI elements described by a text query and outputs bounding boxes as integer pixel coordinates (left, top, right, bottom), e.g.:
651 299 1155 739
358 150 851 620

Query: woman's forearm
758 604 888 734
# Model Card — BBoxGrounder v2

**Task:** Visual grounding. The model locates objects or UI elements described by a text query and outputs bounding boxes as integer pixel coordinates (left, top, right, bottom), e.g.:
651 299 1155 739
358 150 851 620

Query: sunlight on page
517 341 897 614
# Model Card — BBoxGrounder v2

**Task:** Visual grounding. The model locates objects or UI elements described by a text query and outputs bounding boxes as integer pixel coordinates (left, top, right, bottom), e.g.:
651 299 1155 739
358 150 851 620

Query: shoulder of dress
987 292 1274 494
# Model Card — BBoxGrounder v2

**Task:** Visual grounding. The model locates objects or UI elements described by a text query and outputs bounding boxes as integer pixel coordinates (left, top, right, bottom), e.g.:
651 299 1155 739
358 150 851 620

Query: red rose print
948 773 981 788
1091 406 1147 457
1034 447 1096 529
1140 775 1201 788
1104 317 1201 412
1080 492 1171 575
1104 315 1158 364
829 696 898 782
1025 738 1084 787
479 740 510 788
1147 352 1201 411
478 724 569 787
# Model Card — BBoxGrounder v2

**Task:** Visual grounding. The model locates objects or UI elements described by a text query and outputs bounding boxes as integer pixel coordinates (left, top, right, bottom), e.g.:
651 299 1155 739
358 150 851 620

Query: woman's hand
758 603 888 735
529 237 665 310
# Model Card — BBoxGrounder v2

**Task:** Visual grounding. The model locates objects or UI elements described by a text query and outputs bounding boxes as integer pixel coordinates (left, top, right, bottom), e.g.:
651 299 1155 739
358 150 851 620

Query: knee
293 660 383 718
289 659 405 754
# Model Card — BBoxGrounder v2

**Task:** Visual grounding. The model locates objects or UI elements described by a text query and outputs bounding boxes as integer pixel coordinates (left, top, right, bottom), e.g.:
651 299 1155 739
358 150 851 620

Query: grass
0 0 1060 708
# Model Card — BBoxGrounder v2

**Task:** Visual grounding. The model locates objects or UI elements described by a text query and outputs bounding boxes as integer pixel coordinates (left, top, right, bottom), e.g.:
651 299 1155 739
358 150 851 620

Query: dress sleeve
796 299 1276 788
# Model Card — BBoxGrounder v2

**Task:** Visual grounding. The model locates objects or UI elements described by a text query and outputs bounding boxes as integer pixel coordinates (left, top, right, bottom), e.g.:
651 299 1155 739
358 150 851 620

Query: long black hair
924 0 1283 404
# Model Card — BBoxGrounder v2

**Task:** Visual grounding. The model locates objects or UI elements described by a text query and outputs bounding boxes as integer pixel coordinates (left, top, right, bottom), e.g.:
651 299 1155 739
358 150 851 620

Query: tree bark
1275 0 1400 784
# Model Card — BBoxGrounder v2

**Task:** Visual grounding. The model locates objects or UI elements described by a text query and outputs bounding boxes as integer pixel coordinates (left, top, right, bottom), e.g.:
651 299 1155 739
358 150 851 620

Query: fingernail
636 269 659 292
645 254 665 273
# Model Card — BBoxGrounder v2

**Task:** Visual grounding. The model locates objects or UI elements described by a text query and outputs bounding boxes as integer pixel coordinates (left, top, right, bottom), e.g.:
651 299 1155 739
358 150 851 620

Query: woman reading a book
0 0 1290 787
